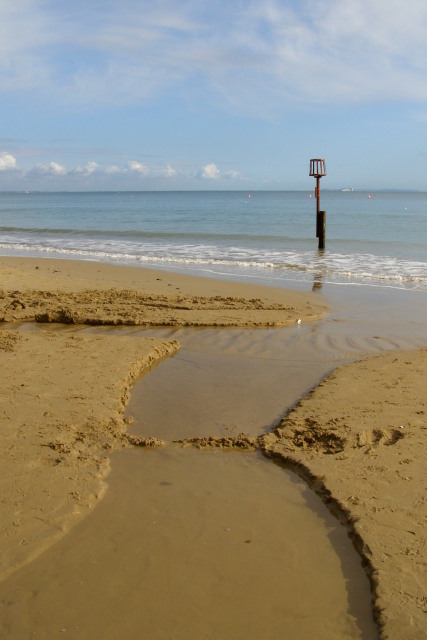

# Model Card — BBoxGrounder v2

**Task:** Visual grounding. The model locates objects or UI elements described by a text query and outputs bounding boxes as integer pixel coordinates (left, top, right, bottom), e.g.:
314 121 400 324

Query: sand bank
261 349 427 639
0 256 426 638
0 256 327 326
0 328 179 581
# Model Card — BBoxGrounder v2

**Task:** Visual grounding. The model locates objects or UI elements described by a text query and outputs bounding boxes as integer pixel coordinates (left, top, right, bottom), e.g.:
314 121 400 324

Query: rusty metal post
309 159 326 247
315 176 321 237
317 210 326 250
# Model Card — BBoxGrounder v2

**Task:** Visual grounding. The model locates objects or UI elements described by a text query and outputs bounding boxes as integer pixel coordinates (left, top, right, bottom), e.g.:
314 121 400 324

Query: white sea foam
1 237 426 291
1 190 427 292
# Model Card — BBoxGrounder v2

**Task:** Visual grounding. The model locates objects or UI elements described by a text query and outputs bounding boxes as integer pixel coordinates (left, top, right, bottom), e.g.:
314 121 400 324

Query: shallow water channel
0 320 385 639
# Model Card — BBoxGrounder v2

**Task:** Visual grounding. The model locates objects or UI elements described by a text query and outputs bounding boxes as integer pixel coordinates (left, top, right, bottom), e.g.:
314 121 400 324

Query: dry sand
0 256 426 639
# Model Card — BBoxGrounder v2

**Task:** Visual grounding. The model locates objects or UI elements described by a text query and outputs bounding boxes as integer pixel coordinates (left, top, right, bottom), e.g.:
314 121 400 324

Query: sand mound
262 349 427 639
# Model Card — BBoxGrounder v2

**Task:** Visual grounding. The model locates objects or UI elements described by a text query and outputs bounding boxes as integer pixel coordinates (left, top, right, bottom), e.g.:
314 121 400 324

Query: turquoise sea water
0 190 426 291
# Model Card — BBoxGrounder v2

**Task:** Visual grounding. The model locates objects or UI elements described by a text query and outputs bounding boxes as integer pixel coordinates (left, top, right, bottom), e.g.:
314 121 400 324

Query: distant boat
341 187 354 192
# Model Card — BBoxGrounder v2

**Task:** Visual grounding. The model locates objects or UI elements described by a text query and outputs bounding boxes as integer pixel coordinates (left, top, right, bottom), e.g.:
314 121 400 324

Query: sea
0 189 426 293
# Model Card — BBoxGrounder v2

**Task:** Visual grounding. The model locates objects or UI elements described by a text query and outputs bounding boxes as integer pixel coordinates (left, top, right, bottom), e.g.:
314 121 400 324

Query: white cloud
161 164 177 178
240 0 427 104
84 161 99 174
128 160 150 176
72 161 124 176
0 151 17 171
30 161 67 176
73 163 94 175
201 163 221 179
1 1 427 109
105 165 122 174
199 163 244 181
0 1 54 92
223 169 242 180
0 154 246 188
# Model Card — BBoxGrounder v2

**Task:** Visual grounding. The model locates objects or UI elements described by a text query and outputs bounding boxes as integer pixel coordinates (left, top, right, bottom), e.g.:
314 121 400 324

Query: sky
1 0 427 191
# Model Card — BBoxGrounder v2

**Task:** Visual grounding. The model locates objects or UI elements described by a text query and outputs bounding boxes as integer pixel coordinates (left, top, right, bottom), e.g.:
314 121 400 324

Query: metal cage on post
309 158 326 180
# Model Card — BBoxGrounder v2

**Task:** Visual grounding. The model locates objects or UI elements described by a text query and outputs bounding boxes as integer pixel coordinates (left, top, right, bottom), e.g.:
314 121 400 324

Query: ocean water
0 190 426 291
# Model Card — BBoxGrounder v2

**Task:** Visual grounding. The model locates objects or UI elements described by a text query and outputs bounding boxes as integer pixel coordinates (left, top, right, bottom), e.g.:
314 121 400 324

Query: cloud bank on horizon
1 0 427 190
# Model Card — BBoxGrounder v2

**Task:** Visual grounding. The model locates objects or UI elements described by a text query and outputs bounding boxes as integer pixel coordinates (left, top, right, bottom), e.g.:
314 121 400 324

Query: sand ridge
0 256 327 327
0 287 317 327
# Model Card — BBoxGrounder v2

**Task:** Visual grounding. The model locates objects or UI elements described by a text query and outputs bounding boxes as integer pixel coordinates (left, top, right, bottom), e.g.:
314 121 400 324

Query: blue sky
1 0 427 191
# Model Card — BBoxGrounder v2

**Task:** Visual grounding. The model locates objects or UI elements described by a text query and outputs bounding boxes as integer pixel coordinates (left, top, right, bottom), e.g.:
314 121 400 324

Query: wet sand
1 256 426 639
0 328 179 582
0 257 327 582
0 448 377 640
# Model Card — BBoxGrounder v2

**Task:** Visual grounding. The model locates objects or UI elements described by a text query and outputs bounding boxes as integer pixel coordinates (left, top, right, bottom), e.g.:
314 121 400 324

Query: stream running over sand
0 319 389 639
0 446 376 639
4 283 427 639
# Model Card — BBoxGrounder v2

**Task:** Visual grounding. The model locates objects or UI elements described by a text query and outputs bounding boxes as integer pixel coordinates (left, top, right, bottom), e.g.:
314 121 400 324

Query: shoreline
1 256 426 638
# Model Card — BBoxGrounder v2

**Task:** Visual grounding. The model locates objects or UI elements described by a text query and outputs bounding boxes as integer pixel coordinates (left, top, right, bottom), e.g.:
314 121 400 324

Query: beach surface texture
0 257 425 639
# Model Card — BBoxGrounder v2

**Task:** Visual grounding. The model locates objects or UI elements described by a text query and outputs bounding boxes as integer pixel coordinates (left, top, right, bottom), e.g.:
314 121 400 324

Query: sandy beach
0 256 326 327
0 256 426 639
